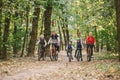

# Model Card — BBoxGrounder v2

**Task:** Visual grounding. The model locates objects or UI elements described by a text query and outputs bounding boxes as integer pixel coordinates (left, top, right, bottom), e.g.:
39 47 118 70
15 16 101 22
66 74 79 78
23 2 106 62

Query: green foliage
0 0 117 58
96 52 118 60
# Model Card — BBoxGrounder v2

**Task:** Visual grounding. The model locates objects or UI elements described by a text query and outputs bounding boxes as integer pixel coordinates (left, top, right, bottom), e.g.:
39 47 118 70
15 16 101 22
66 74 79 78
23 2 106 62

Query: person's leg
90 44 94 56
80 49 83 61
55 43 59 52
71 50 73 59
74 49 77 57
67 51 69 56
86 44 89 54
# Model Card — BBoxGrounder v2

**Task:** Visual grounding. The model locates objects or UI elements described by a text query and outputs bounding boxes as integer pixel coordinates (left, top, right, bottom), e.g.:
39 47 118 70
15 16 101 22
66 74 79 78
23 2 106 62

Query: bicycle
67 49 73 62
76 48 83 61
38 45 45 61
87 47 92 61
50 44 58 61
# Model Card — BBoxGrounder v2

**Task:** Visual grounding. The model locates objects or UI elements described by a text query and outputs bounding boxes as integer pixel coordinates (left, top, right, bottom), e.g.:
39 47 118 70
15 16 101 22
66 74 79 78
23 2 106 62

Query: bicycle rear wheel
87 48 91 61
76 50 80 61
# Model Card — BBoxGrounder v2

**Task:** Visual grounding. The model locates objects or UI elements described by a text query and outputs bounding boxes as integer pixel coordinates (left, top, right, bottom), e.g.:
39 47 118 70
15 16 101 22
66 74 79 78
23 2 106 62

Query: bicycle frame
87 47 92 61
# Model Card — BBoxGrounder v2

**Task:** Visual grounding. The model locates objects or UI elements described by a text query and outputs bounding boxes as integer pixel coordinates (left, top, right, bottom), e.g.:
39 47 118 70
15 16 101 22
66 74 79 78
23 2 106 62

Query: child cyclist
66 41 74 59
74 39 84 61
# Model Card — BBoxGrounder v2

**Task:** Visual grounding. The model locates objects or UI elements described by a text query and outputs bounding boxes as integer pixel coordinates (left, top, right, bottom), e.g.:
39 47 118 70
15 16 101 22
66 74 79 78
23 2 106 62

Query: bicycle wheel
68 52 72 62
87 48 91 61
55 52 58 61
50 50 53 61
76 50 80 61
38 48 42 61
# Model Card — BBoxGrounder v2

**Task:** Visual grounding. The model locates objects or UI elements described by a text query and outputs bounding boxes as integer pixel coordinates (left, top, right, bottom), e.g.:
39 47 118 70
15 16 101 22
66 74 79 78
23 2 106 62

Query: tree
27 2 40 57
114 0 120 61
21 3 30 57
13 7 19 56
2 12 11 60
44 0 53 56
0 0 2 57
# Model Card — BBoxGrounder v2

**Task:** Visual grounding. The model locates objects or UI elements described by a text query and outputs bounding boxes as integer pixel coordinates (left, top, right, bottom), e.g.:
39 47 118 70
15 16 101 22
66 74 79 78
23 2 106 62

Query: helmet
40 34 44 38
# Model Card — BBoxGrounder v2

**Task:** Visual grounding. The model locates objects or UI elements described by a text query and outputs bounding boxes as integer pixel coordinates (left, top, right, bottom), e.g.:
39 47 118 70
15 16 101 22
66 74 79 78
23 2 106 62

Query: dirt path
0 51 120 80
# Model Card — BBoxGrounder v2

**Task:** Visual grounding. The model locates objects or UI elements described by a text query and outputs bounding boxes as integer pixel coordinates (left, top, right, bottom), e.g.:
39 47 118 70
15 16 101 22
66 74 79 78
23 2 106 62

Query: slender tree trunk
27 6 40 57
106 42 111 52
62 23 67 49
21 6 29 57
0 0 3 57
101 38 103 51
13 11 18 56
58 20 63 50
44 4 52 56
77 27 80 38
40 14 44 35
2 13 11 60
94 26 99 52
65 18 69 42
115 0 120 61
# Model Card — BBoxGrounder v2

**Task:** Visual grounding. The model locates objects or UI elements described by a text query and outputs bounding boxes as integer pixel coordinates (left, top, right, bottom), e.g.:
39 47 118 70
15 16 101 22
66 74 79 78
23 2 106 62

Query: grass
95 52 119 60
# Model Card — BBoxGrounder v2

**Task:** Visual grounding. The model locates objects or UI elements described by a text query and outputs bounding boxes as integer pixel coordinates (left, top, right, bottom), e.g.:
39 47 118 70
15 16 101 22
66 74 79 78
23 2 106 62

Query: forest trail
0 51 120 80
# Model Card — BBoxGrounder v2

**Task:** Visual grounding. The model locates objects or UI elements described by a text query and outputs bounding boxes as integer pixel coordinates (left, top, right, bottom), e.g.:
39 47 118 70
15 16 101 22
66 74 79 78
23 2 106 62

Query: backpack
68 44 72 50
51 34 58 39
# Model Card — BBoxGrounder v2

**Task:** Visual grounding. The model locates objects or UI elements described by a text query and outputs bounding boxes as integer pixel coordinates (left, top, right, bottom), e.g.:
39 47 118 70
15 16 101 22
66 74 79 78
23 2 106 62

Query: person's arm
81 39 84 49
57 37 60 45
72 45 75 50
66 45 68 51
93 37 96 45
48 37 52 44
85 36 88 44
36 40 40 45
44 40 47 47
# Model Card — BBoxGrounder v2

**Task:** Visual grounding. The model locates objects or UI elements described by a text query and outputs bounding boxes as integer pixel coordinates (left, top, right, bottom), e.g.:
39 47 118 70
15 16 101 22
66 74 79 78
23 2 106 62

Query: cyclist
66 41 74 59
48 31 60 52
85 32 96 57
36 35 47 60
74 39 83 61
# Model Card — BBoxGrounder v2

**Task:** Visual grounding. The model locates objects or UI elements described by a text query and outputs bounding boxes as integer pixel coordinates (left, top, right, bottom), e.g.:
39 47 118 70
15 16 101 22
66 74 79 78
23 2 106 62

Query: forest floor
0 50 120 80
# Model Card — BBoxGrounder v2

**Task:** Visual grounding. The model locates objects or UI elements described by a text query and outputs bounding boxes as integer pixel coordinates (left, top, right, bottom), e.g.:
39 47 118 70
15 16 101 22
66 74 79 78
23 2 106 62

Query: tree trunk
65 18 69 42
21 6 29 57
0 0 3 57
40 14 44 35
115 0 120 61
58 20 63 50
77 27 80 38
100 38 103 51
62 23 67 49
13 11 18 57
106 42 111 52
44 4 52 56
94 26 99 52
1 13 11 60
27 6 40 57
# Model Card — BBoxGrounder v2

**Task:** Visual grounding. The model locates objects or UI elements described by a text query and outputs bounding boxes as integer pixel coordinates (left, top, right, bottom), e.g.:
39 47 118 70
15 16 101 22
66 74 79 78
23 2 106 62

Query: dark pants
38 45 45 58
86 44 94 56
75 49 82 56
52 43 59 52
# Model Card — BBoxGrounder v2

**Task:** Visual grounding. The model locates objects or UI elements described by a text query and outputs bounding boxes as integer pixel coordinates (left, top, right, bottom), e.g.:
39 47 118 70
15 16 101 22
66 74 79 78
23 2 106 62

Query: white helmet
40 34 44 38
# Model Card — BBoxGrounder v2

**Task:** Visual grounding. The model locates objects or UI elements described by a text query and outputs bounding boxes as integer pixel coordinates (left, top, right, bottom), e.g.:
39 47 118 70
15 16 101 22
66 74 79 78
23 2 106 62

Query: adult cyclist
85 32 96 57
48 31 60 52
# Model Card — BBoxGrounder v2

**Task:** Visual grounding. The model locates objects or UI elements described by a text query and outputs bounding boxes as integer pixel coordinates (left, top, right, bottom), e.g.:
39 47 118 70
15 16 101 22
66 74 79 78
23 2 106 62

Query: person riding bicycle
85 32 96 57
36 35 47 60
74 39 83 61
48 31 60 52
66 41 74 59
